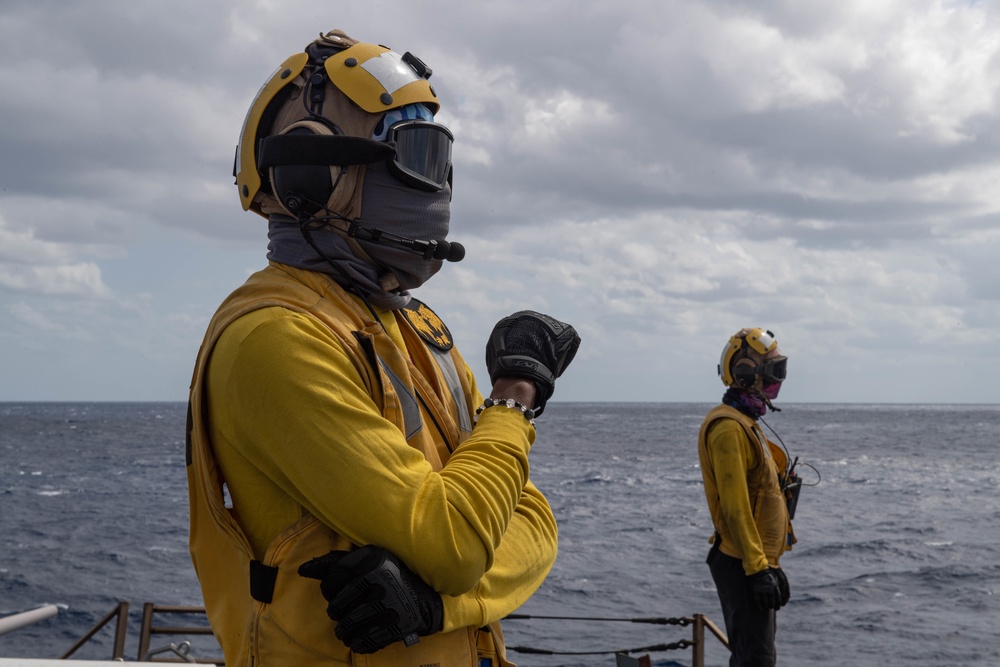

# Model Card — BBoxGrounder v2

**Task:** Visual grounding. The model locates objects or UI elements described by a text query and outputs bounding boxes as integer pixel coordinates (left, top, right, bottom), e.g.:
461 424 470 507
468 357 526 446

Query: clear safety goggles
384 120 453 192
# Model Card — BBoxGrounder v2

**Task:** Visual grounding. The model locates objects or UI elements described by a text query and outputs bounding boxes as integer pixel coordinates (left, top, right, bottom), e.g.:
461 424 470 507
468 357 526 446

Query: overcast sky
1 0 997 404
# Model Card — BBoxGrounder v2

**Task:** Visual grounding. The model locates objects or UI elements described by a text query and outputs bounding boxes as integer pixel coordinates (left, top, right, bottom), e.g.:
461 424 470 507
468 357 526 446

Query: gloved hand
747 568 783 610
774 567 790 607
485 310 581 416
298 545 443 654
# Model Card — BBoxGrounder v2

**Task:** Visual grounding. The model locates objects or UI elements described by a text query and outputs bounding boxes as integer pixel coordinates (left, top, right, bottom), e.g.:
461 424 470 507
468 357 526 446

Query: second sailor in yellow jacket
698 327 795 667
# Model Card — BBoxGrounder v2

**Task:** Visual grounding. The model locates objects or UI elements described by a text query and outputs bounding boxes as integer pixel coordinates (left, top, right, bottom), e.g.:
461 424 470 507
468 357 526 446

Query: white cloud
33 263 111 297
8 302 62 332
0 214 112 297
521 91 617 146
886 3 1000 143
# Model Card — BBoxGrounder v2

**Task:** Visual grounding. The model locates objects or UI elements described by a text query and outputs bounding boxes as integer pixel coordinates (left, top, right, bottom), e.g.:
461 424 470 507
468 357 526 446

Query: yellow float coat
186 262 557 666
698 405 794 575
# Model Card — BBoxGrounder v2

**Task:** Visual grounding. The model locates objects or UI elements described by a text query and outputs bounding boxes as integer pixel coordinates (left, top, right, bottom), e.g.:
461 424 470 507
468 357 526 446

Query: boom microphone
402 237 465 262
346 221 465 262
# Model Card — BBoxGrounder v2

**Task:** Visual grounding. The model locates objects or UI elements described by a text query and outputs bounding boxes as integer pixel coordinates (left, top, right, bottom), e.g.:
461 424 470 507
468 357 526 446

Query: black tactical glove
774 567 790 607
747 568 783 611
298 545 443 654
485 310 581 416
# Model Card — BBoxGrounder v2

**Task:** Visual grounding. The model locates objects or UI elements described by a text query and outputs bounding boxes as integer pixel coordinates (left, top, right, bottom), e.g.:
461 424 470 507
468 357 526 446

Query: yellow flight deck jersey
698 405 794 576
187 262 557 667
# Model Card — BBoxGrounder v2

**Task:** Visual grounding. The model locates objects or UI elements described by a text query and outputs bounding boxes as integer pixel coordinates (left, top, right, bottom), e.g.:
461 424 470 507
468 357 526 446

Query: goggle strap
258 135 394 168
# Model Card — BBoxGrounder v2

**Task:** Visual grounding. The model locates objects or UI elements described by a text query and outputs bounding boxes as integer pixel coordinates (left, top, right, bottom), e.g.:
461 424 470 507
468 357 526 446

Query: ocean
1 401 998 666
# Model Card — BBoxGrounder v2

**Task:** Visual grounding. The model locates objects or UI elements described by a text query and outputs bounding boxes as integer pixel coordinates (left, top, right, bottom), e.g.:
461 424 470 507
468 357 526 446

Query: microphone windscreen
432 241 465 262
445 241 466 262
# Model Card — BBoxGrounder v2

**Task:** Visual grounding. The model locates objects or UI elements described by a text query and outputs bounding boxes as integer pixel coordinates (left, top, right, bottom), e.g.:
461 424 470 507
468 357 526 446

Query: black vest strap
250 560 279 603
706 532 723 565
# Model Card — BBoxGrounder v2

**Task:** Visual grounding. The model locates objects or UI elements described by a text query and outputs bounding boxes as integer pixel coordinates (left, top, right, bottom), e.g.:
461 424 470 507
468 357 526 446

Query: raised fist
485 311 580 416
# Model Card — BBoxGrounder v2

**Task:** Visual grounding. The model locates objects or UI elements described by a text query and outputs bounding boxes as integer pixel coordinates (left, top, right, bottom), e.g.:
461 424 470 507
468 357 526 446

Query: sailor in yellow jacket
698 328 795 667
187 29 580 667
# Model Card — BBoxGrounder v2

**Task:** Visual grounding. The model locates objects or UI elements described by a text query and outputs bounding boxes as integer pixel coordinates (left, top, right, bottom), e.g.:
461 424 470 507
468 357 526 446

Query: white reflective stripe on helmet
324 43 440 114
362 50 422 95
746 328 777 355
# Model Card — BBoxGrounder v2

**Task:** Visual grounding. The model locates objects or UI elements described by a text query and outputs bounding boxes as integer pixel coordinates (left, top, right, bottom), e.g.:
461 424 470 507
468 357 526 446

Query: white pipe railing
0 605 58 637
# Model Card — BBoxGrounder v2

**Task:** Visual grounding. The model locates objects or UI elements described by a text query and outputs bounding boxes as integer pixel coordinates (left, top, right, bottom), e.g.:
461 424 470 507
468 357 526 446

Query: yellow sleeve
440 479 557 631
427 344 557 629
705 419 769 575
208 306 555 603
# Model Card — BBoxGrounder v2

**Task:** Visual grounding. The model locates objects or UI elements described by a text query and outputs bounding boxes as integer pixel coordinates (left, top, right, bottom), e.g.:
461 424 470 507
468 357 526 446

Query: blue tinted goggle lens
386 120 453 191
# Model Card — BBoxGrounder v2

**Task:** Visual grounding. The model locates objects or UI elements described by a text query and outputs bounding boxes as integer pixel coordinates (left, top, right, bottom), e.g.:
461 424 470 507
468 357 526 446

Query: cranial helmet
234 30 451 221
718 327 788 389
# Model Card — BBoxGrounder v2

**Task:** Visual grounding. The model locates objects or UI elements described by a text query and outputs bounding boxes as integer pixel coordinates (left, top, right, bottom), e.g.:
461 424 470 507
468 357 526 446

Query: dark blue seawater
1 402 999 666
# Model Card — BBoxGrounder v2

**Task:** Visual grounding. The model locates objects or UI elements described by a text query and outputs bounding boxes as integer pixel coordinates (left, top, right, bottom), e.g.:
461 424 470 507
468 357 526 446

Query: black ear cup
733 358 758 387
269 127 336 216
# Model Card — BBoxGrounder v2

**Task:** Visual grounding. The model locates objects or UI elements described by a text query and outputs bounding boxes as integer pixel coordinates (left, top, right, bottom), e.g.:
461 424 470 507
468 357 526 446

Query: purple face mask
762 382 782 400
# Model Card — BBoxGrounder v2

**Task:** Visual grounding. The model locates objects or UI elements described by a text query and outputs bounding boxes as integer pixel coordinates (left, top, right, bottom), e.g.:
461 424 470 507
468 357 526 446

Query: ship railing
57 603 729 666
0 605 60 638
60 602 221 664
504 611 730 667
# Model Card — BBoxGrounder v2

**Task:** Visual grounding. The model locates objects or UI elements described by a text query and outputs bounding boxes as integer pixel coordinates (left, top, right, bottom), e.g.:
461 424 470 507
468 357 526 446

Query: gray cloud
0 0 998 401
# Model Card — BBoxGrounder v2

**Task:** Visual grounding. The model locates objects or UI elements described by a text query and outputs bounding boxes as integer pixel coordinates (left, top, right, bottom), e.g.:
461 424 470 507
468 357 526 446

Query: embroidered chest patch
401 299 454 351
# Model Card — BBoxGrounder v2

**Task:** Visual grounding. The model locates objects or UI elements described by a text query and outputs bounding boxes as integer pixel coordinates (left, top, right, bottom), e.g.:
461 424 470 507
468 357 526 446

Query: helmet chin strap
292 212 395 333
288 187 457 307
288 184 463 263
733 348 782 413
755 383 781 412
291 199 399 291
741 377 781 413
288 193 414 285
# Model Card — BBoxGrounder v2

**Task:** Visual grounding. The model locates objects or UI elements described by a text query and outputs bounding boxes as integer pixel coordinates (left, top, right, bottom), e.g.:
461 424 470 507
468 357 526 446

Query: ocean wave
3 402 1000 666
